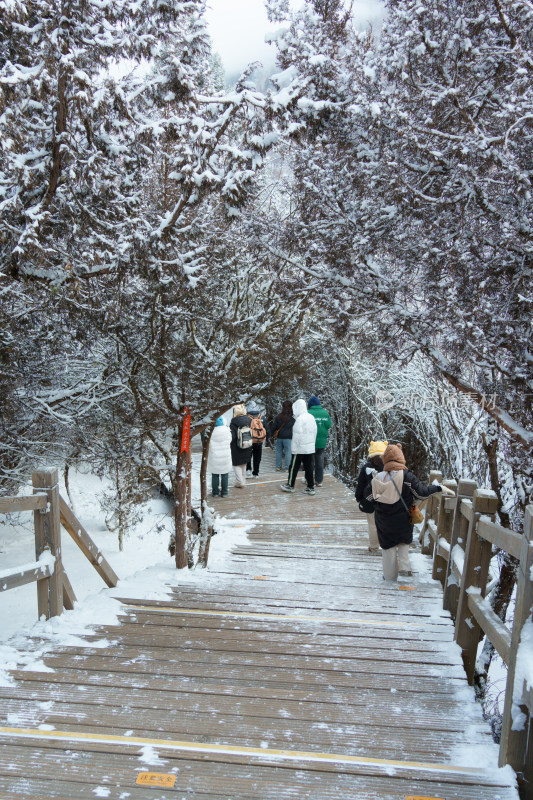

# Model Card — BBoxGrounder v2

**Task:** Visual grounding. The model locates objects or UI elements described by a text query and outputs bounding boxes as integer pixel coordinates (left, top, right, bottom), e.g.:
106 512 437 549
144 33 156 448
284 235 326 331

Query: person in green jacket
307 395 332 487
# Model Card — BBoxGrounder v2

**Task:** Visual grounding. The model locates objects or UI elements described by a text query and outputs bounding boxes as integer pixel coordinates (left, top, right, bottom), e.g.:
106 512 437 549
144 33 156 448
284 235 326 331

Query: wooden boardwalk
0 447 519 799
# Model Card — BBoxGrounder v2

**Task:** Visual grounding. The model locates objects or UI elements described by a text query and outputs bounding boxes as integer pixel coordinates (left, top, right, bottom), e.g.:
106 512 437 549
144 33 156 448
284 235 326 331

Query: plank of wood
0 561 53 592
33 654 469 693
59 496 118 588
0 742 519 800
477 518 523 561
0 683 479 730
0 494 47 514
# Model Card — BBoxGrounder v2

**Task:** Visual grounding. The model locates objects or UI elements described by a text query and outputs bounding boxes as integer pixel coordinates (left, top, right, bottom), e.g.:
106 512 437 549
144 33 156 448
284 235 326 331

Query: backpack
250 416 266 443
357 465 376 514
358 495 375 514
237 423 253 449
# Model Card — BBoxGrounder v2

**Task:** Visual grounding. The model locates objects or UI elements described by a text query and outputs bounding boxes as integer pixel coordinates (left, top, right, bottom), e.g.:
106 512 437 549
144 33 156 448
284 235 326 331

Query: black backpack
358 496 375 514
357 465 376 513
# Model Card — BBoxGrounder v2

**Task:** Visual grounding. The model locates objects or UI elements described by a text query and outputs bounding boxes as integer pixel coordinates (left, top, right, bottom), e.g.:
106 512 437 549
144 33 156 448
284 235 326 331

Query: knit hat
382 443 406 472
307 395 320 408
215 417 224 427
233 404 247 417
368 440 388 458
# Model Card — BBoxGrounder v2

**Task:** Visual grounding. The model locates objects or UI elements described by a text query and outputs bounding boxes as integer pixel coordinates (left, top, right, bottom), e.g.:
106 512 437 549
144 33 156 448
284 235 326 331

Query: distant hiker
207 417 232 497
355 440 388 553
280 399 317 496
270 400 295 471
246 406 267 477
371 443 453 580
307 395 332 487
230 404 252 488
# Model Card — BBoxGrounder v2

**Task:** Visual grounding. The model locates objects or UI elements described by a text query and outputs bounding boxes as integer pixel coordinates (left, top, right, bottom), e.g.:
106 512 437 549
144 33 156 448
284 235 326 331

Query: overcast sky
205 0 385 75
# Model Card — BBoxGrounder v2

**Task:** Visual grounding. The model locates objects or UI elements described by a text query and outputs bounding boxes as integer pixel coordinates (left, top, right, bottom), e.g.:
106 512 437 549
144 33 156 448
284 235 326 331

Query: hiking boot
398 570 413 577
368 547 380 554
303 487 316 496
280 484 295 493
276 467 284 471
315 483 323 488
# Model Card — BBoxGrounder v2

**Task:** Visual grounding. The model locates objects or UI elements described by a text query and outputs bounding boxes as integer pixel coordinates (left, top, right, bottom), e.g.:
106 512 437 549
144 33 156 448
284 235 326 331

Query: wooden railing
0 468 118 620
419 472 533 793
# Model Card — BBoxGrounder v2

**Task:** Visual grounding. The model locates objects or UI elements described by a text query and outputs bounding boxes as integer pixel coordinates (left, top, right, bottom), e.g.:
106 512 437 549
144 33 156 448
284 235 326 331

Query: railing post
32 468 63 619
419 470 443 554
432 479 457 587
499 505 533 788
454 488 498 683
443 479 478 617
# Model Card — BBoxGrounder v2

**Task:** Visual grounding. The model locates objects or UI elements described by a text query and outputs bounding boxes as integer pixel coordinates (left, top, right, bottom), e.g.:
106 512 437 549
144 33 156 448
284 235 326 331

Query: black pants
246 443 263 475
288 453 314 488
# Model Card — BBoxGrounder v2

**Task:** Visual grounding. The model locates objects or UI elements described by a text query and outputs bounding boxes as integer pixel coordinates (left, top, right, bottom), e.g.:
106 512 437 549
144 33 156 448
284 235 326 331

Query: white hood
371 470 403 504
293 398 307 417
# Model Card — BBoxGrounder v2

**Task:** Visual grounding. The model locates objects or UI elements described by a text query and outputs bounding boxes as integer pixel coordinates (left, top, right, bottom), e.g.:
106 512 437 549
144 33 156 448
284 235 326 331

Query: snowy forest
1 0 532 726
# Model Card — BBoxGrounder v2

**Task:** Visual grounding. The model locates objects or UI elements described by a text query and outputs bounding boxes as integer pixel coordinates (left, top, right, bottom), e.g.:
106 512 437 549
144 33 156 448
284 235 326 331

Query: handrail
424 475 532 791
0 494 48 514
0 468 118 620
0 552 55 593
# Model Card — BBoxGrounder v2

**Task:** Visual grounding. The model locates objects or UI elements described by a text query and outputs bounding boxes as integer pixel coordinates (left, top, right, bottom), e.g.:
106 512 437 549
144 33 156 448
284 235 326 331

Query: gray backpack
237 424 253 449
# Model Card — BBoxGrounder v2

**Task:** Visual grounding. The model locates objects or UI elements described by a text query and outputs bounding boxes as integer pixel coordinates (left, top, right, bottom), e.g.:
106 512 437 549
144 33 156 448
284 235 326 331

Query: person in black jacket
355 440 387 553
371 443 454 580
246 406 267 478
230 404 252 488
270 400 295 471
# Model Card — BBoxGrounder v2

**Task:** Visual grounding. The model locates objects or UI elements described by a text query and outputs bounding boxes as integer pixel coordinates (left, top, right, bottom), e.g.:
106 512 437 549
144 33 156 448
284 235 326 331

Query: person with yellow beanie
355 440 388 553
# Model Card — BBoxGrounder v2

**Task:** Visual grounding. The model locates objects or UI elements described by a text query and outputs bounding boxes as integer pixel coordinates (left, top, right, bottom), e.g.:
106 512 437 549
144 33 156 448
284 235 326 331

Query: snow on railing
421 475 533 785
0 468 118 623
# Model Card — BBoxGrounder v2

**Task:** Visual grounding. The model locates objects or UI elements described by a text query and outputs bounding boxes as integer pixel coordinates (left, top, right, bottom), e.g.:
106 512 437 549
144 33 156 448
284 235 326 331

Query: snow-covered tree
210 51 226 91
263 0 533 469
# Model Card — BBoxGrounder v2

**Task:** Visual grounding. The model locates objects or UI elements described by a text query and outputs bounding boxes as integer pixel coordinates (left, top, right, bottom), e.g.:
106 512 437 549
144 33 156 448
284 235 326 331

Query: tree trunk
64 461 75 511
173 414 189 569
198 425 215 567
115 462 124 552
186 448 194 568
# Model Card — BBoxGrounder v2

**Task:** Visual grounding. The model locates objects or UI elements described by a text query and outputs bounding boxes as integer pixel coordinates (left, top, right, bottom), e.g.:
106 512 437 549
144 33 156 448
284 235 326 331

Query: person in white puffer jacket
280 399 317 496
207 417 232 497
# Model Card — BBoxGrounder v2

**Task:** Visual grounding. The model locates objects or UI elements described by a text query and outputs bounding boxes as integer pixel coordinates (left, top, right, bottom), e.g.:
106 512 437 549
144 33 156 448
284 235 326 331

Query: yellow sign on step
399 586 416 591
254 576 270 580
136 772 176 788
405 796 445 800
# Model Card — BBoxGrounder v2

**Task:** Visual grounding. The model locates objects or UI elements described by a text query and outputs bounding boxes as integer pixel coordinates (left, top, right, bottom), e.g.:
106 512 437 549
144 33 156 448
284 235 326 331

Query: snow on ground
0 455 251 685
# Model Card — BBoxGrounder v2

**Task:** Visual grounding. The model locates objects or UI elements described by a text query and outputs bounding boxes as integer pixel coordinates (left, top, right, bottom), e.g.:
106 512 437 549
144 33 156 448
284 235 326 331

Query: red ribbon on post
180 407 191 454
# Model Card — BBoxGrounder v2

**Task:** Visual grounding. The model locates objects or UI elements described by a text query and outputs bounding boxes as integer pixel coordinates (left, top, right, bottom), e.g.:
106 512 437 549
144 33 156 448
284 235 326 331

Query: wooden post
499 505 533 786
454 488 498 683
419 470 443 554
432 479 457 587
32 468 63 619
443 479 478 617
